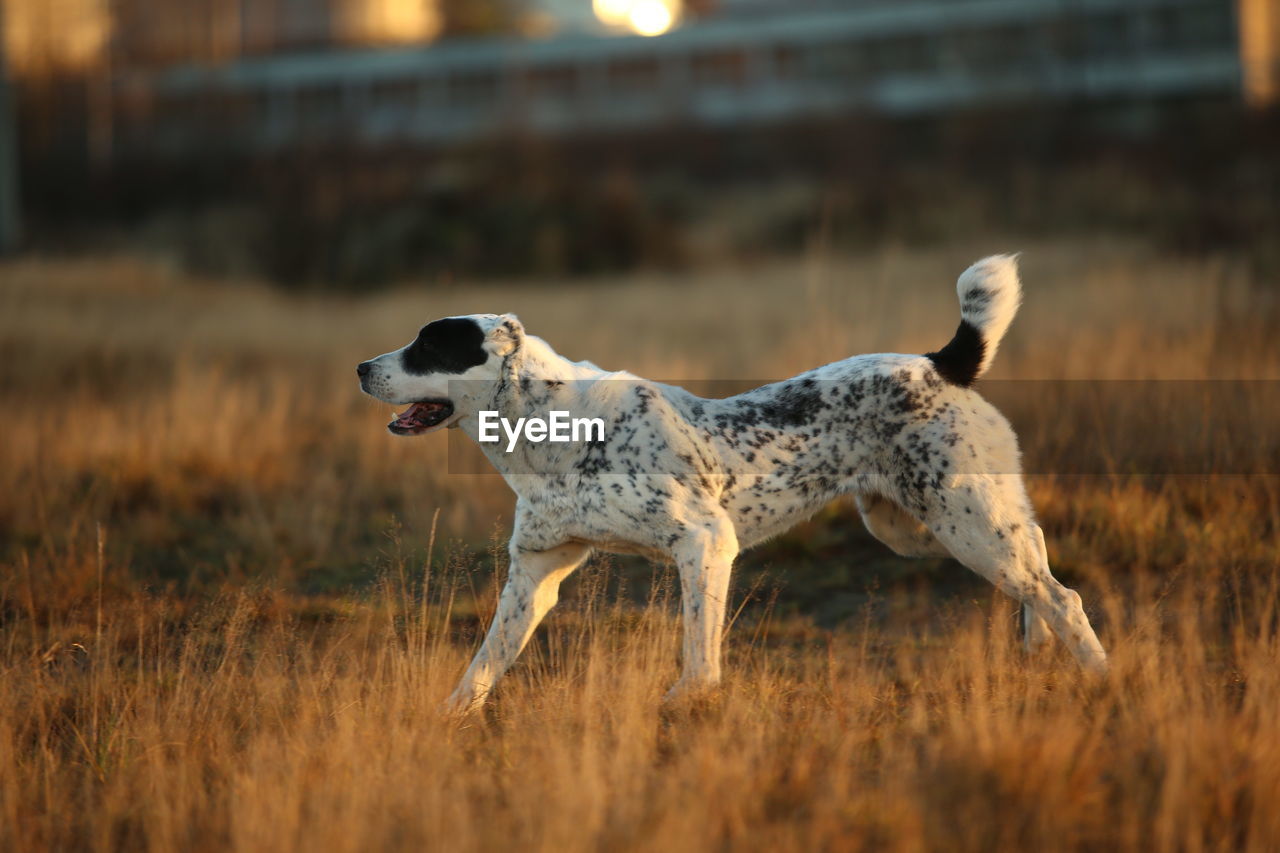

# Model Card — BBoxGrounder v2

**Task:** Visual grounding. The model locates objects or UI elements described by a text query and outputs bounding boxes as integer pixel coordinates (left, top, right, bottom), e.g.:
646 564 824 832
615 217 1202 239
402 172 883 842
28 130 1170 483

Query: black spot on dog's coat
758 385 825 428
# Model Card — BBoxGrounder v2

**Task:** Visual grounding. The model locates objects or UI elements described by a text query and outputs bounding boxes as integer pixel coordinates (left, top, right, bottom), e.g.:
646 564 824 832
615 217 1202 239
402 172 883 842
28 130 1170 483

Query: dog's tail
925 254 1022 387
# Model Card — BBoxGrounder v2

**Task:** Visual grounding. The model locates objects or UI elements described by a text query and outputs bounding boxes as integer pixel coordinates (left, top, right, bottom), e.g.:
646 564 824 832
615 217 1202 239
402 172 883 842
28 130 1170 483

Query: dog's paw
440 689 486 724
1082 651 1110 678
660 679 724 716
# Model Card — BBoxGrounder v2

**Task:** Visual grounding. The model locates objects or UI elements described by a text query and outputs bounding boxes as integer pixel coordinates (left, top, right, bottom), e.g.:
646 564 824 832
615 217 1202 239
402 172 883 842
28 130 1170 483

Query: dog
357 256 1108 714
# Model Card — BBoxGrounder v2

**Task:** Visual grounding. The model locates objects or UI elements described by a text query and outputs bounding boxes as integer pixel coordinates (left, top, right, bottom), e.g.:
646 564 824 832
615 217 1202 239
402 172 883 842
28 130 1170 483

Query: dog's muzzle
356 361 454 436
388 400 454 435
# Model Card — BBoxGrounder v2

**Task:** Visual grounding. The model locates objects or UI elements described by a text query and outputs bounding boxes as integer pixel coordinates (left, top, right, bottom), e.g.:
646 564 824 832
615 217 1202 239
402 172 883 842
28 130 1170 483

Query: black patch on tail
925 320 986 387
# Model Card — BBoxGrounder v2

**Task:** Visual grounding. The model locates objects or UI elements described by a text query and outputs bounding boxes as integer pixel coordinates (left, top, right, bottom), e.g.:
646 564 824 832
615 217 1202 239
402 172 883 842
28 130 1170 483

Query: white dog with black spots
357 256 1108 715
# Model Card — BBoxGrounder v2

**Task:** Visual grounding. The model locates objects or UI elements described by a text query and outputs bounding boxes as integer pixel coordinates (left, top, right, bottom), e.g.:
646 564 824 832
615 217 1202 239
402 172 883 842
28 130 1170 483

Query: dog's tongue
394 402 445 428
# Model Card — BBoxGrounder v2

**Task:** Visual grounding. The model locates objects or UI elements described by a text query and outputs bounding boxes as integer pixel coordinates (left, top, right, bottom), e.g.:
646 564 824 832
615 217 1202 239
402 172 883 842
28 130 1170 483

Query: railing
113 0 1242 154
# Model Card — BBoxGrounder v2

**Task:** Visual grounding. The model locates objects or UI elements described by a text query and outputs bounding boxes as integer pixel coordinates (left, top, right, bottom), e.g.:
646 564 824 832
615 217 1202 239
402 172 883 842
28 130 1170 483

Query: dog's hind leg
1023 601 1054 654
861 492 1056 656
921 476 1108 673
667 514 739 701
856 493 950 558
444 540 591 716
1021 525 1055 654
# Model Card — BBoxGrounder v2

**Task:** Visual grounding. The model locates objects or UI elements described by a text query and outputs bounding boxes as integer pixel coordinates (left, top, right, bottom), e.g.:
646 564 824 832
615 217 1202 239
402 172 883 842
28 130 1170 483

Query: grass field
2 239 1280 851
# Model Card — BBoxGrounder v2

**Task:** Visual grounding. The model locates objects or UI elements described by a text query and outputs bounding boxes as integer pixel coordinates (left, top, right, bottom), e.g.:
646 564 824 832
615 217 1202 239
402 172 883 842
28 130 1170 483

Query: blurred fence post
1240 0 1280 108
0 14 20 255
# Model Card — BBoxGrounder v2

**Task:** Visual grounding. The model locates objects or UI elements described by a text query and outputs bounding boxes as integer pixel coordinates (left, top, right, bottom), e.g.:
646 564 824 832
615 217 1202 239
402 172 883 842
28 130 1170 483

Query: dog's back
653 256 1026 547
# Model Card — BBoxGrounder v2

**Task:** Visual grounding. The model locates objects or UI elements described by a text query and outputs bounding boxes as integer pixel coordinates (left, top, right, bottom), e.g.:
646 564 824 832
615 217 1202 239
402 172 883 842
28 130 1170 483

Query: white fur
957 254 1023 379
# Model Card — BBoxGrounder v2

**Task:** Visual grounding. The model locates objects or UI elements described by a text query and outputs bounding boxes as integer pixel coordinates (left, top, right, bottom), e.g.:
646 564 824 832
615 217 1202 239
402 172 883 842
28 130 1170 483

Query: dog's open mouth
388 400 454 435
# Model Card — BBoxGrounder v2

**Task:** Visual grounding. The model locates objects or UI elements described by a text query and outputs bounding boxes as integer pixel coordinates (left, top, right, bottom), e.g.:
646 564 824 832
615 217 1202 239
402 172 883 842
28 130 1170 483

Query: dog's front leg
444 541 591 716
667 517 739 702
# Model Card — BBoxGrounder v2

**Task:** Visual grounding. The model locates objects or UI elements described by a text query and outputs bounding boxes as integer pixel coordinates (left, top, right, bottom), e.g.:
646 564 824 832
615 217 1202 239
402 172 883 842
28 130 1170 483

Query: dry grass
2 238 1279 851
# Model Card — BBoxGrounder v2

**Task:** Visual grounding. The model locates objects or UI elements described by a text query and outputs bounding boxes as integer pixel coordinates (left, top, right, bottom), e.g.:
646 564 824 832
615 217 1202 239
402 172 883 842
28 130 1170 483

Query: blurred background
1 0 1278 285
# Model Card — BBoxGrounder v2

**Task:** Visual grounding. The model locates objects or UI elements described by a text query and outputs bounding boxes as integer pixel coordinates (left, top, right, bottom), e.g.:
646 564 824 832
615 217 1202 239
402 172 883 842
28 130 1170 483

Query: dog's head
357 313 523 436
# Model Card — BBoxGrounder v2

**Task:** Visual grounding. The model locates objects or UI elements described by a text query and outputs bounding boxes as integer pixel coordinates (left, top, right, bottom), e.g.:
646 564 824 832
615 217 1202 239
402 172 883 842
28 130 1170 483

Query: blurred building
2 0 446 72
3 0 1279 163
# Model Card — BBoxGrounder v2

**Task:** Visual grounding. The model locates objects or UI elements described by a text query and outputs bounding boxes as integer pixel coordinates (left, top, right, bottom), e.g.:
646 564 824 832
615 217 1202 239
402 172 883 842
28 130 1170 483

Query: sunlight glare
628 0 675 37
593 0 678 37
592 0 634 27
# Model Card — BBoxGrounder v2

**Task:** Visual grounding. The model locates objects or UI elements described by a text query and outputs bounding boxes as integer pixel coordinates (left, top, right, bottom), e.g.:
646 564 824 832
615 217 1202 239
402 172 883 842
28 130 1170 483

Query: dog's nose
356 362 372 378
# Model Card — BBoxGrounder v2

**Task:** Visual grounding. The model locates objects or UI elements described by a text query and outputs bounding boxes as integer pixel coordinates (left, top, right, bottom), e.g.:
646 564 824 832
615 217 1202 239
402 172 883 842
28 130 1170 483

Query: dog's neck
498 335 608 403
513 335 600 383
454 334 605 416
449 335 613 481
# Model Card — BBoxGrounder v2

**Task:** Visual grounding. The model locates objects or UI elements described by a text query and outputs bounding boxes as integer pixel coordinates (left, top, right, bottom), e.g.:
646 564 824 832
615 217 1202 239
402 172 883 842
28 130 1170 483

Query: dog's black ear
488 313 524 357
